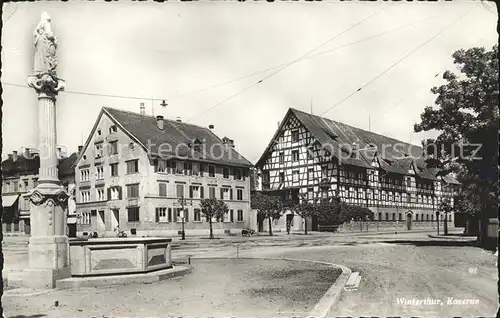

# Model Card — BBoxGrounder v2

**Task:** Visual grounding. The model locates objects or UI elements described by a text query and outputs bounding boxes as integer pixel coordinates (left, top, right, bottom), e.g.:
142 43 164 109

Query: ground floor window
398 213 402 221
127 207 140 222
80 212 91 225
174 208 188 222
156 207 168 223
237 209 244 222
194 208 201 222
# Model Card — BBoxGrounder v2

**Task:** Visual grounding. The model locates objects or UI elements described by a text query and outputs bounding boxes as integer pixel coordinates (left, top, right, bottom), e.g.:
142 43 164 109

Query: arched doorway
406 211 413 230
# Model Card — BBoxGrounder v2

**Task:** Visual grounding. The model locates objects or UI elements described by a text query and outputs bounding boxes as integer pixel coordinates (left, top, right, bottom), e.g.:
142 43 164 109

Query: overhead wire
319 9 473 118
2 12 434 107
370 36 487 127
185 7 387 122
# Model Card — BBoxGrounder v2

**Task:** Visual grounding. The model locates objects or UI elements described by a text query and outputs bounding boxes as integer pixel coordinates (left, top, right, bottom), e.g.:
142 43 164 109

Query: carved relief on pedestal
27 189 69 211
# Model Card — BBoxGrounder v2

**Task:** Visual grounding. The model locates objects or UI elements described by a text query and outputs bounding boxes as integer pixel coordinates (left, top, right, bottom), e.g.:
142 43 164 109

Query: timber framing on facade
255 108 460 223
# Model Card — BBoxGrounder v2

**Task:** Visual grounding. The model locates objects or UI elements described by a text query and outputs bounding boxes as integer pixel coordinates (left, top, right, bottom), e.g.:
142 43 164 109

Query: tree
414 45 499 244
317 198 373 226
253 192 283 236
200 198 228 239
437 198 454 235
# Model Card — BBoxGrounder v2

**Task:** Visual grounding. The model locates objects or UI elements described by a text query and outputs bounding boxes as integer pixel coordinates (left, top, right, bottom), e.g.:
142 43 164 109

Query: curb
55 266 192 289
191 256 352 317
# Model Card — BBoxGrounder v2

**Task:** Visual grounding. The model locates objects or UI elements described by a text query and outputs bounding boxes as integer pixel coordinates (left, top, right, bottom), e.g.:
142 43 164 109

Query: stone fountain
7 13 187 290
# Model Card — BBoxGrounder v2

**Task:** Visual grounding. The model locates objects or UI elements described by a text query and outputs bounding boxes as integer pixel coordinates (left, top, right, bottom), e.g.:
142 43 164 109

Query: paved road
188 233 497 317
3 232 496 317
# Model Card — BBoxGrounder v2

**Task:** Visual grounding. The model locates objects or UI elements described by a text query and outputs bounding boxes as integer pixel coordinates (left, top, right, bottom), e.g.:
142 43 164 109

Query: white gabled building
75 107 255 237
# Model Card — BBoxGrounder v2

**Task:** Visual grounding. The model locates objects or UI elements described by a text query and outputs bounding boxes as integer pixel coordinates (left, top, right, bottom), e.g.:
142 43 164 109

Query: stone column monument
23 12 71 288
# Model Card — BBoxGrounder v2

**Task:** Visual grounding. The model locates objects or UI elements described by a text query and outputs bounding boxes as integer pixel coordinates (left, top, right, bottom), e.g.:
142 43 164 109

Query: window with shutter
159 182 167 197
200 186 204 198
230 210 234 222
168 208 172 222
184 209 189 222
237 210 244 222
230 189 233 200
209 187 215 199
189 186 193 198
176 184 184 198
220 188 224 199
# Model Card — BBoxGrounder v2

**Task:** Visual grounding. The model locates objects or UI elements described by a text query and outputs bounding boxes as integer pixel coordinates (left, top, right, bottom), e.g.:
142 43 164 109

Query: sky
1 1 497 163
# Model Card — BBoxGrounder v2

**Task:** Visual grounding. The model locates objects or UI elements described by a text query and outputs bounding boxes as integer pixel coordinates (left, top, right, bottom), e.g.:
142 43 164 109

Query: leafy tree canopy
414 45 499 218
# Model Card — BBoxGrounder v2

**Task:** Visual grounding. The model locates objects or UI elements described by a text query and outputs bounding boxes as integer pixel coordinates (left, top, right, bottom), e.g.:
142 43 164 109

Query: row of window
155 160 246 180
79 184 246 203
80 160 247 182
80 161 137 181
376 212 452 222
79 207 245 224
3 178 38 193
155 207 244 223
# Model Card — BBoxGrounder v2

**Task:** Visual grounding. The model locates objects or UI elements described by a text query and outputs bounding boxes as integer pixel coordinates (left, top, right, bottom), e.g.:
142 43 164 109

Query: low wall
336 220 455 233
69 237 172 277
77 228 247 238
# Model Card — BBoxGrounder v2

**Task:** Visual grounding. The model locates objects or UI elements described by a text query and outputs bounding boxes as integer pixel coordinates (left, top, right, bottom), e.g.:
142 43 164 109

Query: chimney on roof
56 147 62 159
140 102 146 115
208 125 214 130
176 117 182 123
156 115 164 130
8 154 13 161
78 145 83 153
12 151 18 161
24 148 30 158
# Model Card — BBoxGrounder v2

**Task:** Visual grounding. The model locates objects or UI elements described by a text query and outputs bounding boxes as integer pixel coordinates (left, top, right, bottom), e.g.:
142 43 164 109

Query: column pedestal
24 235 71 289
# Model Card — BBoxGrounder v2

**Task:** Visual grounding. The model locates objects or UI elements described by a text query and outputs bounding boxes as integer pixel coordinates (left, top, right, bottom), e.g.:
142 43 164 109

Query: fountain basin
69 237 172 277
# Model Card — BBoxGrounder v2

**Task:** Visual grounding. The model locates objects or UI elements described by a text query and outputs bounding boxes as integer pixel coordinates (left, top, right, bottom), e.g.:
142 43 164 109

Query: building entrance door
406 212 412 230
111 209 120 230
98 210 106 234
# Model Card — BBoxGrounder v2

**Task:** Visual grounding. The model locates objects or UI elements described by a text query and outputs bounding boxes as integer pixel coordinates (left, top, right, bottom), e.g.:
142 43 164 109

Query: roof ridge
102 106 210 131
290 107 422 149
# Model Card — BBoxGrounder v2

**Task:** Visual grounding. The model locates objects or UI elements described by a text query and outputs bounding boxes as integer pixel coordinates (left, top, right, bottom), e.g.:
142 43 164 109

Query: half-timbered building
255 108 460 232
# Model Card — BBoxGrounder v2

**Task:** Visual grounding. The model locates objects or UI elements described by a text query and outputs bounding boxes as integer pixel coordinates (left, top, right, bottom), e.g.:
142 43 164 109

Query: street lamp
177 195 192 240
436 211 440 235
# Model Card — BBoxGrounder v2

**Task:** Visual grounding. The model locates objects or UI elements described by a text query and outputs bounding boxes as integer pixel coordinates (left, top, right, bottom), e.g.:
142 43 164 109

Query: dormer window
189 138 203 152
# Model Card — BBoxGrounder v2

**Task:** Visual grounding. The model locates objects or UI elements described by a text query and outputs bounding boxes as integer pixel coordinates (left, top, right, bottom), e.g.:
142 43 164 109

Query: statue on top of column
34 12 58 76
28 12 65 97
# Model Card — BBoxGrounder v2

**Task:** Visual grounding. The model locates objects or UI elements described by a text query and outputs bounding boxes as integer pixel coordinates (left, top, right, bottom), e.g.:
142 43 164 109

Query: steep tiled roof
2 153 78 178
103 107 253 168
257 108 440 180
1 155 39 178
58 153 78 177
442 175 460 185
